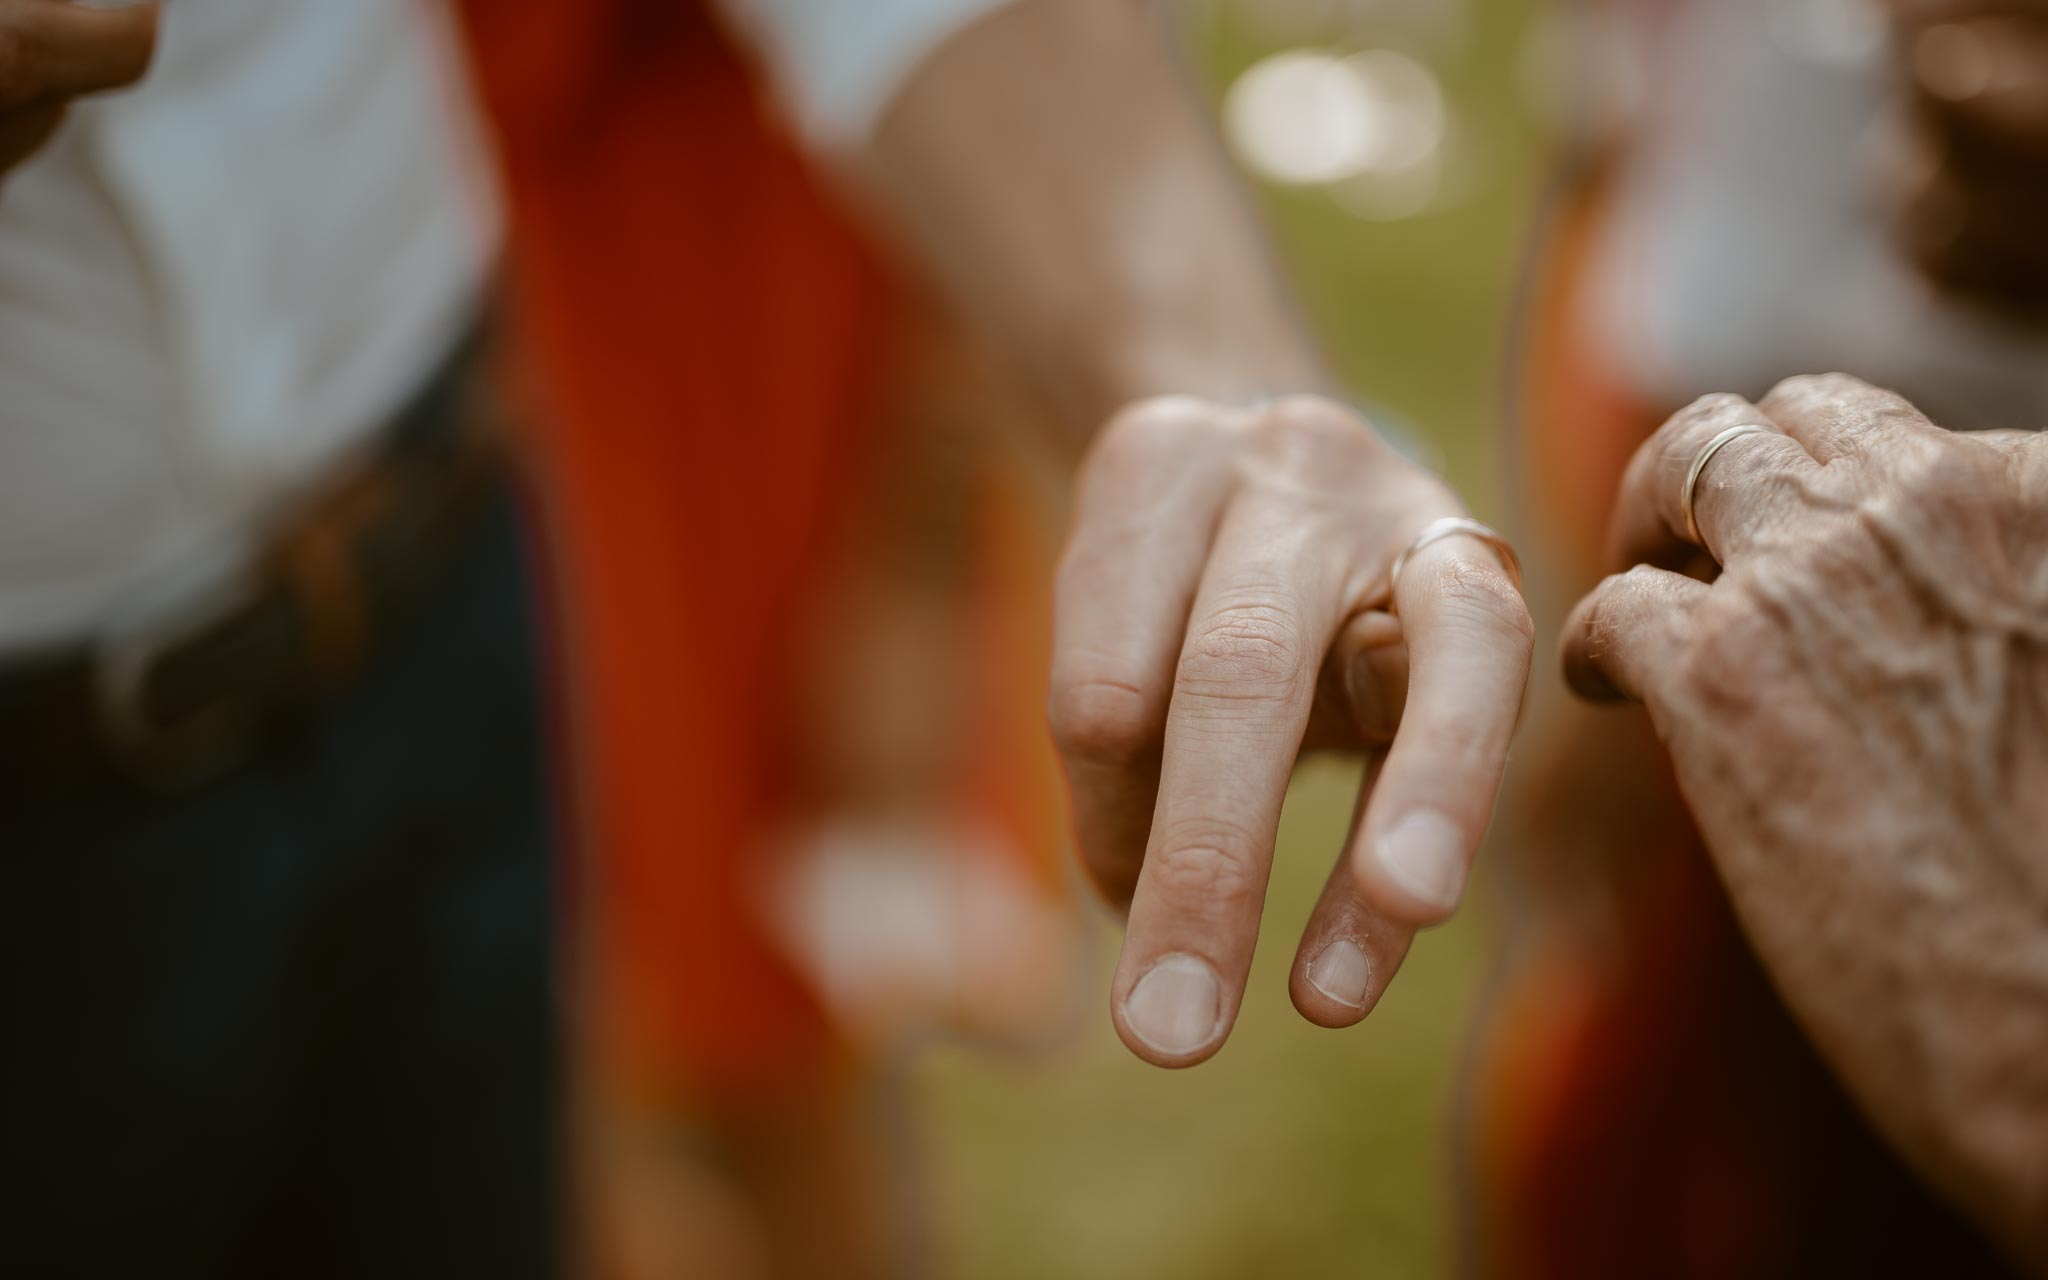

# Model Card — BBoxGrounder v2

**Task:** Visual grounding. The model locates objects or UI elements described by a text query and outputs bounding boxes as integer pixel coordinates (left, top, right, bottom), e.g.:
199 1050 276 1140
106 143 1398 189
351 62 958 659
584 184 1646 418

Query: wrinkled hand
1882 0 2048 316
0 1 156 178
1564 373 2048 1263
1050 395 1532 1066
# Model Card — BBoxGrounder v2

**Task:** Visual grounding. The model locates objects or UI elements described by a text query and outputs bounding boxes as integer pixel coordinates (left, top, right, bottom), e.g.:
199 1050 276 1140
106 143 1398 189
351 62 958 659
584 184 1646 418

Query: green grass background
911 4 1543 1274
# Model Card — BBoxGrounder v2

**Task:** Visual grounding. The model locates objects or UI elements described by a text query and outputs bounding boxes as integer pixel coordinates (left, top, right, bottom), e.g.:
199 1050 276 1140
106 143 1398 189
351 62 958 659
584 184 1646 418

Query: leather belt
0 325 511 795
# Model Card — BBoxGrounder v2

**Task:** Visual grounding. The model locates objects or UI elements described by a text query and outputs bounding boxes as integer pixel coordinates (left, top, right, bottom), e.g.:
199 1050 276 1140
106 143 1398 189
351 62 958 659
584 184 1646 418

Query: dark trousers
2 490 559 1278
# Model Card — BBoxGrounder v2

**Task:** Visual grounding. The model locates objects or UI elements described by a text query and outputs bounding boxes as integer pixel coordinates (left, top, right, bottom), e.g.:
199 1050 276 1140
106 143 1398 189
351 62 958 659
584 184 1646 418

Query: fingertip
1292 937 1374 1027
1292 990 1371 1030
1113 951 1230 1068
1559 591 1624 703
1559 565 1704 704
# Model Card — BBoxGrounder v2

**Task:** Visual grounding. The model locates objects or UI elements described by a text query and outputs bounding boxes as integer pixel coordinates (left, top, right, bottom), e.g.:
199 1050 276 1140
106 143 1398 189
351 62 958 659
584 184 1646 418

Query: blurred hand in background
1885 0 2048 317
0 0 155 176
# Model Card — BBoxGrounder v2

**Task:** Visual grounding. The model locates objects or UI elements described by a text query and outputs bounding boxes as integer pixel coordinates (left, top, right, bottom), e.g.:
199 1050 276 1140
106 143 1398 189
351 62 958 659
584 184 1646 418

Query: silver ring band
1681 424 1774 549
1388 516 1522 605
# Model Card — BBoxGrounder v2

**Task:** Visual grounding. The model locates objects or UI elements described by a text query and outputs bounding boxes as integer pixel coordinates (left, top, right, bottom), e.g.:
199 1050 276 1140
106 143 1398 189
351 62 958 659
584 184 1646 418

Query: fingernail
1122 953 1221 1056
1373 810 1467 913
1306 938 1372 1008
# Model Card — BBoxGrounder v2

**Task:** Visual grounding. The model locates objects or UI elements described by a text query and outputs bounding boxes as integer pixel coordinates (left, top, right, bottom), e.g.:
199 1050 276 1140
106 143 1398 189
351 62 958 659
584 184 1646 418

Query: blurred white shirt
1588 0 2048 430
0 0 496 650
0 0 1009 652
715 0 1016 147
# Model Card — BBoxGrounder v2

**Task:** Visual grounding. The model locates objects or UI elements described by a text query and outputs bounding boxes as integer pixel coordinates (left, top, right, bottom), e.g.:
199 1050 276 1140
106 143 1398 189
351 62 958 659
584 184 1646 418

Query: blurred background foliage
909 1 1547 1275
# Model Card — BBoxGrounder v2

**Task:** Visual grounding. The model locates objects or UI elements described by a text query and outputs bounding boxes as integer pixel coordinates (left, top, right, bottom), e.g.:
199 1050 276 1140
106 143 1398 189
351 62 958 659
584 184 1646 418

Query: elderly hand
1563 373 2048 1266
1050 394 1532 1067
0 1 156 178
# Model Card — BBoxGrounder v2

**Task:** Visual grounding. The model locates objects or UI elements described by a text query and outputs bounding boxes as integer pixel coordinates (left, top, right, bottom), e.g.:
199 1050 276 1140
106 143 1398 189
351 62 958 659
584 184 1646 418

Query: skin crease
1565 373 2048 1272
850 0 1535 1068
6 0 1526 1272
0 1 157 177
23 0 2027 1259
26 0 2031 1268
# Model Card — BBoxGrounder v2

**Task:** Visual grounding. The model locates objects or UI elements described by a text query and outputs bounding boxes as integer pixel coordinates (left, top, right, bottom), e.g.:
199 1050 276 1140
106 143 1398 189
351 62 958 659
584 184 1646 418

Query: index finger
0 3 158 106
1350 531 1533 927
1562 564 1707 704
1108 504 1343 1067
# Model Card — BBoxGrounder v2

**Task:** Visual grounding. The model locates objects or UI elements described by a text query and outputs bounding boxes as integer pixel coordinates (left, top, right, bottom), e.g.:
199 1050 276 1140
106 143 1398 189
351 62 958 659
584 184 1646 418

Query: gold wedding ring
1388 516 1522 607
1681 424 1774 549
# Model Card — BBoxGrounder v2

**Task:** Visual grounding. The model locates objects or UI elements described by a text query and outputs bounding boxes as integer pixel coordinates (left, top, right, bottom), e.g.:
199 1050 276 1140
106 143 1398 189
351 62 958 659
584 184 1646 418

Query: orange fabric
453 1 891 1095
957 477 1066 889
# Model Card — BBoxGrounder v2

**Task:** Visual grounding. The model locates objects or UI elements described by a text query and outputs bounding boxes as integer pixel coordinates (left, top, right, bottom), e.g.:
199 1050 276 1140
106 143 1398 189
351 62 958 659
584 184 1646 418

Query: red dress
453 2 1068 1104
453 0 890 1097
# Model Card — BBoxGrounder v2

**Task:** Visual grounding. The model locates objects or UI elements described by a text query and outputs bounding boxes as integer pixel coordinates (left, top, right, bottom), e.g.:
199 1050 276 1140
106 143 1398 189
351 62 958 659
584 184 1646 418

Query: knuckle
1891 436 1990 505
1251 395 1381 469
1259 394 1346 439
1765 371 1861 408
1098 395 1214 459
1613 563 1668 601
1583 566 1659 642
1147 825 1263 906
1047 676 1159 764
1178 603 1306 701
1427 558 1535 651
1588 564 1651 620
1083 396 1221 499
1670 391 1751 432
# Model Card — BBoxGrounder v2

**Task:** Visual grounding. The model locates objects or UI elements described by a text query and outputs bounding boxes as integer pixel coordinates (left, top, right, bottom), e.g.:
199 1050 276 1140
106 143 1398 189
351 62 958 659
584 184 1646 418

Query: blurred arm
716 0 1535 1071
720 0 1329 441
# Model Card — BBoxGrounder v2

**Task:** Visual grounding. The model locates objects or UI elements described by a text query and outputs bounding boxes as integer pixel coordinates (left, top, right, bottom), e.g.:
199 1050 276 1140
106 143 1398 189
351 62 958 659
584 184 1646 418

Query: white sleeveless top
0 0 497 650
1583 0 2048 431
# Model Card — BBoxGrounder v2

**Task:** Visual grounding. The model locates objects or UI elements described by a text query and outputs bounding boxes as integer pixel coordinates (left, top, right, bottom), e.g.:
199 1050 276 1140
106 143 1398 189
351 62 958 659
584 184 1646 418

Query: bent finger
1562 564 1707 704
1610 393 1818 571
1303 609 1408 752
1351 534 1533 929
1290 757 1414 1027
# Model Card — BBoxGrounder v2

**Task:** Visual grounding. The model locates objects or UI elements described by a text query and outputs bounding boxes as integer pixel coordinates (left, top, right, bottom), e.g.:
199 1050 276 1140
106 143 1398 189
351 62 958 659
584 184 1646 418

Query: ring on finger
1681 424 1774 550
1388 516 1521 608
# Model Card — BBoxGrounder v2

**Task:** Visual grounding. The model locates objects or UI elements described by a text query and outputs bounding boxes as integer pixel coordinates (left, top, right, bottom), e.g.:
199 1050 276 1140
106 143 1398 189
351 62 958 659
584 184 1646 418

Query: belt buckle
93 579 262 790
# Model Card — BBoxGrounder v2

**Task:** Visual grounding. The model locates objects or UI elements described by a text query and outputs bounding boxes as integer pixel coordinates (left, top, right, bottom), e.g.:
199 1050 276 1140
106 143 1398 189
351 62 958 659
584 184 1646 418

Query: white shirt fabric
0 0 1002 653
714 0 1017 147
0 0 496 652
1586 0 2048 431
